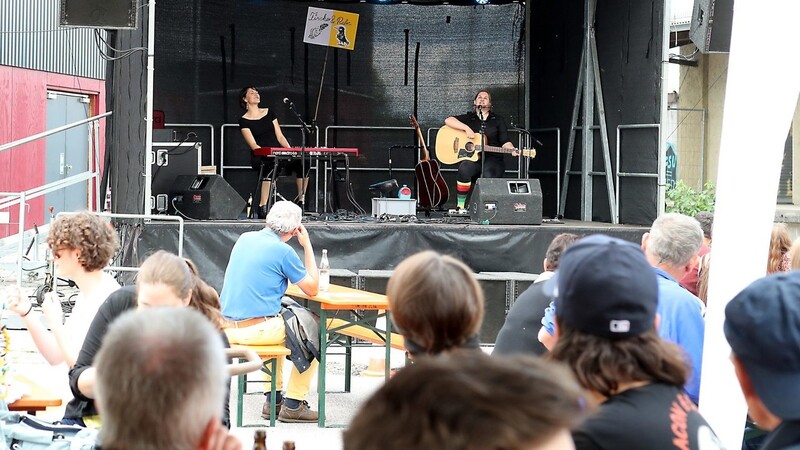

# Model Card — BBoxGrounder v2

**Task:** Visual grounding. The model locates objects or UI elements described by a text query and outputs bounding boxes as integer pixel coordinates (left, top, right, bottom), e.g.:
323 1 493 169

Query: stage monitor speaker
59 0 138 29
689 0 733 53
470 179 542 225
170 175 245 220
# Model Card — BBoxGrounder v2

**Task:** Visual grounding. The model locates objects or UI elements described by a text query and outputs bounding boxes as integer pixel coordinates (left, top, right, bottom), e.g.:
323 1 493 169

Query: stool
232 344 291 427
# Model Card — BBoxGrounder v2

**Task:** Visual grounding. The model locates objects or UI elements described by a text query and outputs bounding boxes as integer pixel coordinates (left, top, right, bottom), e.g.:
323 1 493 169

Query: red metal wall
0 66 106 238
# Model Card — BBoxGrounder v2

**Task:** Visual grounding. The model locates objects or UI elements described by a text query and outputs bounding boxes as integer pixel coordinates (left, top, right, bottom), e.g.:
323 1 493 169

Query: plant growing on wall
666 181 715 216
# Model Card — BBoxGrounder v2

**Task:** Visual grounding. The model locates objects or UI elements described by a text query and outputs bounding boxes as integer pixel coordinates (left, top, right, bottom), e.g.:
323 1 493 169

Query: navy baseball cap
725 271 800 420
544 234 658 338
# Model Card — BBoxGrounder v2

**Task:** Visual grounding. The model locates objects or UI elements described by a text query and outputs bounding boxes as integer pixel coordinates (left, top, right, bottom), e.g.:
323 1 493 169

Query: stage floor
116 215 647 343
123 215 648 293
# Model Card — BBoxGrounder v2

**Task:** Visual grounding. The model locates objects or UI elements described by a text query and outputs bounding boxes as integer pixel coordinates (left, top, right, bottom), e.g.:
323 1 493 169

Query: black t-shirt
573 383 723 450
239 110 279 148
762 420 800 450
453 111 511 162
493 281 549 356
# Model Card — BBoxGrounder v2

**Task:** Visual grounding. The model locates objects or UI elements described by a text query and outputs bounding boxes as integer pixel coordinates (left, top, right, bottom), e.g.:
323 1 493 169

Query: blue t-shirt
220 229 307 320
653 267 705 404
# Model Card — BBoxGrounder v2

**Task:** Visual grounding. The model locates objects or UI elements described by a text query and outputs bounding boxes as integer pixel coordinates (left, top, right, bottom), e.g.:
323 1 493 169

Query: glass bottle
319 249 330 292
253 430 267 450
282 441 296 450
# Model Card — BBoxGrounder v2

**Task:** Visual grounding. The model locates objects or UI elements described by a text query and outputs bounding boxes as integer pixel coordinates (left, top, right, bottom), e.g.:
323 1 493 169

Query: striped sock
456 182 471 209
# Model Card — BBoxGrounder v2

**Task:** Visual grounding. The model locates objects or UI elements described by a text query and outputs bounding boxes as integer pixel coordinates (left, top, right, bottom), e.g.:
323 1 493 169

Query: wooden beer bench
230 344 291 427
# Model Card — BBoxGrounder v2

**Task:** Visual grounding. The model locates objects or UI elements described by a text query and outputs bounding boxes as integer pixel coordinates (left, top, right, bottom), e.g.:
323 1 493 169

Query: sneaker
277 400 318 423
261 399 283 420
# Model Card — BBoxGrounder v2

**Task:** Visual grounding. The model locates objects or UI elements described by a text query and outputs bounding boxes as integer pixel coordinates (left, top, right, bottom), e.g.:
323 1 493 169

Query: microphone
283 97 293 107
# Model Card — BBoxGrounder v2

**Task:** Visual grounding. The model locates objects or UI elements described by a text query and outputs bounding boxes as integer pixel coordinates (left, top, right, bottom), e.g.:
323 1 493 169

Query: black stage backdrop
106 0 662 225
107 1 527 214
530 0 663 224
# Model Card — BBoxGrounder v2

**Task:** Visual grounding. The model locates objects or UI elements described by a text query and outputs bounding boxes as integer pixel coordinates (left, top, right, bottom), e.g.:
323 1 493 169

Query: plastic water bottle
319 249 330 291
398 185 412 199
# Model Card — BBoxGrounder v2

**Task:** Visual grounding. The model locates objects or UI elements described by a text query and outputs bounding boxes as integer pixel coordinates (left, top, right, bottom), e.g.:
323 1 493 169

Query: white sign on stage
303 7 359 51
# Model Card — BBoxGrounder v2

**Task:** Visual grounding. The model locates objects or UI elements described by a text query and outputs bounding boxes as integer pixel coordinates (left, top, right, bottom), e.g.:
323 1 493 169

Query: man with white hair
641 212 706 404
95 308 240 450
220 200 320 423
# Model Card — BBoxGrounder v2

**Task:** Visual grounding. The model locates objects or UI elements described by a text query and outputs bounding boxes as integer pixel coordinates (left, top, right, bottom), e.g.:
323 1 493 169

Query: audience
790 238 800 270
725 272 800 449
344 351 586 450
547 234 723 449
64 250 233 428
5 211 119 367
679 211 713 296
95 307 241 450
768 223 792 274
220 200 320 423
386 250 484 355
494 233 580 357
642 212 706 404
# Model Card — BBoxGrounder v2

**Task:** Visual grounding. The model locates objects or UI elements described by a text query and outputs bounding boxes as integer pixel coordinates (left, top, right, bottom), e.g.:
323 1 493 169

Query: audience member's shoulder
103 285 137 310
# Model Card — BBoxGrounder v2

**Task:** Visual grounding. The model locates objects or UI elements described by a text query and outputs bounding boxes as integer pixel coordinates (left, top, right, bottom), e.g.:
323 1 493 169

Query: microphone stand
287 101 310 211
478 107 487 181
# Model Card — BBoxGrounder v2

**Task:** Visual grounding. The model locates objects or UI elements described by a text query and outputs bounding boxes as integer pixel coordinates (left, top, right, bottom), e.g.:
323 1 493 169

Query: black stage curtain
530 0 664 225
108 1 526 213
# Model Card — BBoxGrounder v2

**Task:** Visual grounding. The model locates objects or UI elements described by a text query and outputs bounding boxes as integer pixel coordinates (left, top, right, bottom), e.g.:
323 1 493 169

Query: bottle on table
319 249 330 291
253 429 267 450
282 441 296 450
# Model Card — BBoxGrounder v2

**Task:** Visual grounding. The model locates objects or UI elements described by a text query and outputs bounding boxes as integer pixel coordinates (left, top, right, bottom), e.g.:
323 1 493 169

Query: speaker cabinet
150 142 201 213
59 0 138 29
689 0 734 53
170 175 246 220
475 273 511 345
470 179 543 225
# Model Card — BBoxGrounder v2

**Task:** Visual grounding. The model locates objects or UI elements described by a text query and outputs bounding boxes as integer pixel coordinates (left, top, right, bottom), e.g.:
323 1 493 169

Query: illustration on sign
665 143 677 190
303 7 359 51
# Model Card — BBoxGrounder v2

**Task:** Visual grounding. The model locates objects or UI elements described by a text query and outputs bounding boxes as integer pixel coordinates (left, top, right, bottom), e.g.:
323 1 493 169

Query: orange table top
286 284 388 310
8 374 62 412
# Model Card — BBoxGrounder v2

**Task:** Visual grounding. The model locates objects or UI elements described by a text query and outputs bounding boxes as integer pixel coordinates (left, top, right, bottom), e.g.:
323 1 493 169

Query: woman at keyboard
239 86 309 218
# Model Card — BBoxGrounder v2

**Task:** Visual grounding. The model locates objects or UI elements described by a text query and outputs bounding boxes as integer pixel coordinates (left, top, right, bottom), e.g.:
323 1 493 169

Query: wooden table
8 375 62 414
285 284 396 427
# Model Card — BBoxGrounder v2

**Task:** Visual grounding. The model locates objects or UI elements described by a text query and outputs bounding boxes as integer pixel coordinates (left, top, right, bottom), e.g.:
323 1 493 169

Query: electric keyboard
254 147 359 157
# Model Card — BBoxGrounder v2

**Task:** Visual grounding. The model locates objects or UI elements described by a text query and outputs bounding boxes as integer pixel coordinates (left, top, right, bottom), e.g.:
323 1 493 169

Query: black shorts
250 154 310 180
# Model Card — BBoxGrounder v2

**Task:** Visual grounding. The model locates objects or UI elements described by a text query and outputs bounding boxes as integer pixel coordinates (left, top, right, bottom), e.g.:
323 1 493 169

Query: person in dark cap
546 234 723 450
725 272 800 449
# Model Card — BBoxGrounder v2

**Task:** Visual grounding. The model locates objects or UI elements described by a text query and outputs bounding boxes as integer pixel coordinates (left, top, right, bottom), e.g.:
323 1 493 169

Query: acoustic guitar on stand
434 125 536 165
409 115 449 209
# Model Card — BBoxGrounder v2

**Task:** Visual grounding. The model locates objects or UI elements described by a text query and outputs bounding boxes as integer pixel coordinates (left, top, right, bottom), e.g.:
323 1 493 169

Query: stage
118 215 647 341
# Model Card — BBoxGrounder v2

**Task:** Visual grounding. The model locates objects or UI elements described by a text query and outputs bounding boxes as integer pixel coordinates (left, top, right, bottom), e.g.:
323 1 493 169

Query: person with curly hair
4 211 120 368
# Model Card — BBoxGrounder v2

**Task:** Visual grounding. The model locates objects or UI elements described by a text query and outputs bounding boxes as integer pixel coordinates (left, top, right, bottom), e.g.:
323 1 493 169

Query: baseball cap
543 234 658 338
725 271 800 420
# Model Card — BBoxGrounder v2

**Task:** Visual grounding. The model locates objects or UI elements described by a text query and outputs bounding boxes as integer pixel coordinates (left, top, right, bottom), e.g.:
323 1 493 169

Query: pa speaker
59 0 138 29
470 179 542 225
170 175 246 220
689 0 733 53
